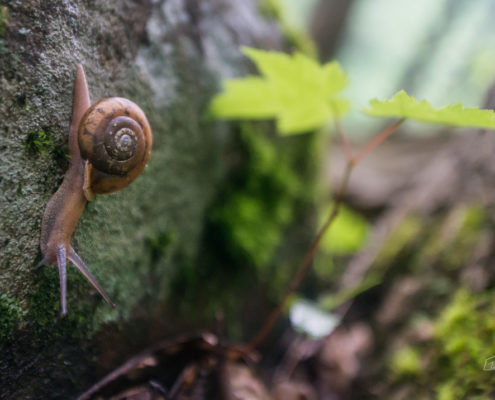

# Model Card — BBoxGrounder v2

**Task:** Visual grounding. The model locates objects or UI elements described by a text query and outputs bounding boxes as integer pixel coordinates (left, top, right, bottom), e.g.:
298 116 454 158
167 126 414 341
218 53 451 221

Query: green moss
384 287 495 399
462 205 485 229
145 230 174 264
0 6 7 55
441 206 485 270
389 346 421 378
26 267 98 341
436 382 457 400
434 290 493 359
208 123 311 269
404 288 495 399
25 129 70 166
431 289 495 397
169 121 318 337
375 215 423 266
415 206 486 273
0 6 8 37
25 130 54 155
51 143 70 163
0 294 21 344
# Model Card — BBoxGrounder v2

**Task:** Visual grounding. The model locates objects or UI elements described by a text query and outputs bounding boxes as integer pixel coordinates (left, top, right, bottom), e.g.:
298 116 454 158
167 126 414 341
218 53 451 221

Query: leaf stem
352 119 405 165
240 118 404 355
334 117 353 163
242 162 354 354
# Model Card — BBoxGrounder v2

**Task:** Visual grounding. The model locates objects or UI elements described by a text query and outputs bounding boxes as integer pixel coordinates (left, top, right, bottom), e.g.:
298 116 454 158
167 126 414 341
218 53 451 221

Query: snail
38 64 152 316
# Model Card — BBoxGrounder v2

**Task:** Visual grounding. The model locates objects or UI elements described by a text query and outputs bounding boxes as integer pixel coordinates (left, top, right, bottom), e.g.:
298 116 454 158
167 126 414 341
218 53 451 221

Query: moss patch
0 6 8 37
430 289 495 398
389 346 421 379
169 121 319 337
26 267 100 341
206 122 314 271
0 294 21 345
25 129 54 155
415 205 486 273
0 0 288 397
387 288 495 399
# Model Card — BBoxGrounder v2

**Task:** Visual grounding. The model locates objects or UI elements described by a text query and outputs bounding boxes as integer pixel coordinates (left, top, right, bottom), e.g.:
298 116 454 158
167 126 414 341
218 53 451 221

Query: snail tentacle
56 245 67 316
68 247 115 308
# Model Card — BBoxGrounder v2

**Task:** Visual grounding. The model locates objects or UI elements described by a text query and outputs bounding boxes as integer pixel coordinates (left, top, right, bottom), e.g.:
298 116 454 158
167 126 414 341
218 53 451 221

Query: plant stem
241 119 404 355
352 119 405 165
243 162 354 353
334 117 353 162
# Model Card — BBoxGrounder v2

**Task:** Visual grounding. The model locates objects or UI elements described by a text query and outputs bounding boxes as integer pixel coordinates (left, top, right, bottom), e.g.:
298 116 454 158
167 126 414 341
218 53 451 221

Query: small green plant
211 47 349 134
211 47 495 134
210 47 495 352
365 90 495 128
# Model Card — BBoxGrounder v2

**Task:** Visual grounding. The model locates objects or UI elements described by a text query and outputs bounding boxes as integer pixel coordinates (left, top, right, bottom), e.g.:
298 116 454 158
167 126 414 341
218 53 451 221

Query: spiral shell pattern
78 97 152 194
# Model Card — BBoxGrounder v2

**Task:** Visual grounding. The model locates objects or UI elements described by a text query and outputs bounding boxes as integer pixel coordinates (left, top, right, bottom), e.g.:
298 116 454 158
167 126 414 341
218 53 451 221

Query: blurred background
3 0 495 398
286 0 495 135
258 1 495 399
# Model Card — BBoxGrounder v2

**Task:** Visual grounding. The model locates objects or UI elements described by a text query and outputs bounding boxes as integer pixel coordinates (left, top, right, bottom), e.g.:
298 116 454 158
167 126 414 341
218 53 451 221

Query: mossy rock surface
0 0 293 397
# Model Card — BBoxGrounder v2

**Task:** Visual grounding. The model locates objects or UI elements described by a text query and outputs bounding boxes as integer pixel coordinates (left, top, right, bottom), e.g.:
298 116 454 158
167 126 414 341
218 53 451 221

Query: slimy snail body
38 65 152 316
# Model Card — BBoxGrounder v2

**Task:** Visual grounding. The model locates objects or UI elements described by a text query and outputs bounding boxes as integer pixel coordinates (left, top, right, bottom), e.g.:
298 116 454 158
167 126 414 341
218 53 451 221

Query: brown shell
78 97 152 194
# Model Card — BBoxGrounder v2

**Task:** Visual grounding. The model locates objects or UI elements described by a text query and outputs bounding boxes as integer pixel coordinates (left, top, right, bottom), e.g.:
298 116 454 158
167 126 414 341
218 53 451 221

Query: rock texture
0 0 281 397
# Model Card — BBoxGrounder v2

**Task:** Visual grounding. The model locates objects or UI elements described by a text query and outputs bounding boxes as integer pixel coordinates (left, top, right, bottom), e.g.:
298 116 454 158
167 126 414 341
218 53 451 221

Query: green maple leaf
364 90 495 129
210 47 349 135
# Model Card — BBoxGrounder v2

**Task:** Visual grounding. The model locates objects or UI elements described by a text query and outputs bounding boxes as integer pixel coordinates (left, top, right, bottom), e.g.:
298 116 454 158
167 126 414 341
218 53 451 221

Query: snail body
39 65 152 316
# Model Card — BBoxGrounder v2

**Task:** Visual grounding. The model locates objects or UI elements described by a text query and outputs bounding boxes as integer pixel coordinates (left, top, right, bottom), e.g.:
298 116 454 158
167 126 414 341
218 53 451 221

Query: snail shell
78 97 152 195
